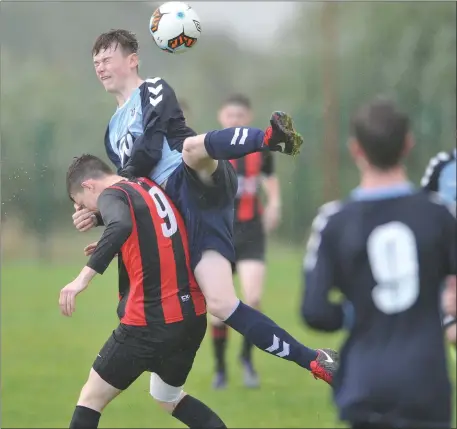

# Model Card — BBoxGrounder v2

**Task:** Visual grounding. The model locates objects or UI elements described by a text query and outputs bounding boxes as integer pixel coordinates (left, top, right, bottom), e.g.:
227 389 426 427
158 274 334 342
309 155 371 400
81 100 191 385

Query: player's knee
149 373 184 413
77 368 120 412
206 295 238 320
77 380 111 412
182 136 202 166
210 313 225 326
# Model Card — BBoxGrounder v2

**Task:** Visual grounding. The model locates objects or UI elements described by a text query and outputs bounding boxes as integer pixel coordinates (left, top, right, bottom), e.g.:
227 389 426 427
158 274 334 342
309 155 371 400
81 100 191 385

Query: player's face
93 44 138 94
218 104 252 128
72 181 101 211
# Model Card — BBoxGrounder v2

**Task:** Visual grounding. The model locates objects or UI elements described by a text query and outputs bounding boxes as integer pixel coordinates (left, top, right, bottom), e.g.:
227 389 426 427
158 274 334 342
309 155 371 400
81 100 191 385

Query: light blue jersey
421 149 456 203
104 77 194 185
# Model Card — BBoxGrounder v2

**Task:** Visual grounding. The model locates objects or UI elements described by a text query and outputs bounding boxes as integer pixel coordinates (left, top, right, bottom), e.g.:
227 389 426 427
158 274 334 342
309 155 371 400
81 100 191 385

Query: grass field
2 244 456 428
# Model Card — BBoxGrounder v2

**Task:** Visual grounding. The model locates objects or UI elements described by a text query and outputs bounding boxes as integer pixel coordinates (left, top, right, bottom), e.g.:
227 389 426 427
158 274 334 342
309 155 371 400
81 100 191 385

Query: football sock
204 127 266 160
212 324 228 373
241 336 254 363
172 395 227 428
69 405 101 428
224 301 318 370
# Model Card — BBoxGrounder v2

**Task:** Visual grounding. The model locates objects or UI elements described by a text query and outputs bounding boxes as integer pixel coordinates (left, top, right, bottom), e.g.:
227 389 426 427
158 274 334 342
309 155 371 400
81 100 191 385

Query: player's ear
129 53 139 70
81 179 95 192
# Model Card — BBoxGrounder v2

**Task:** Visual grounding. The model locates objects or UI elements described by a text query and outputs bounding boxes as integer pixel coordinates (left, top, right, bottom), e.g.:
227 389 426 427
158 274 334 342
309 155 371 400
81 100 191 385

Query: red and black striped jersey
87 179 206 326
229 151 274 223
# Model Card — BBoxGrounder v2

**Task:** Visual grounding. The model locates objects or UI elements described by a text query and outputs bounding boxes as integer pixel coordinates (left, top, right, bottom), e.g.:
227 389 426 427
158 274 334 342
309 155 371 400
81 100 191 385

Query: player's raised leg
182 111 303 178
194 250 336 384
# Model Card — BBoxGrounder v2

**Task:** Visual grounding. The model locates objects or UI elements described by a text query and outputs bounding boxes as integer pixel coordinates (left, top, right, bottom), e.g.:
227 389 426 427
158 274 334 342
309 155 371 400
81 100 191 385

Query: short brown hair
66 154 113 199
350 97 410 170
221 94 251 110
92 29 139 57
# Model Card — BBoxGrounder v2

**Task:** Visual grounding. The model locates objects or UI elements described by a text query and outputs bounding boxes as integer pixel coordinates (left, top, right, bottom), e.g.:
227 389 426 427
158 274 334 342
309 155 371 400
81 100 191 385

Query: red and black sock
212 324 228 373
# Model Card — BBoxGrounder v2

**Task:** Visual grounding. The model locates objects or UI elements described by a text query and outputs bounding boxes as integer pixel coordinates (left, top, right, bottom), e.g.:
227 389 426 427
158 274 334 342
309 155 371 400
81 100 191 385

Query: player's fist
84 241 98 256
73 203 97 232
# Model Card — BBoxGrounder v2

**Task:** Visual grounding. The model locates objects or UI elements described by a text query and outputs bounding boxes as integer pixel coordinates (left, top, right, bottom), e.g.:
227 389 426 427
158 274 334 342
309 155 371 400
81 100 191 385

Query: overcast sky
189 2 299 51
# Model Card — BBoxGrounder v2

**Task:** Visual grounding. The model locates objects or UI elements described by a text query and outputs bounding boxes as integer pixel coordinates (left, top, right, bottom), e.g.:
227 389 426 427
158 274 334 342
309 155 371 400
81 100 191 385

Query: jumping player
421 148 457 346
210 94 282 389
61 155 226 429
73 29 338 384
302 98 456 429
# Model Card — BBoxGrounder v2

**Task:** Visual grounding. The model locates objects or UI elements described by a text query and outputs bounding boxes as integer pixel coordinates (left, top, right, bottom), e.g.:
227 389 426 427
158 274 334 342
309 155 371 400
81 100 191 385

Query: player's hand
84 241 98 256
59 280 88 317
73 203 97 232
263 203 281 234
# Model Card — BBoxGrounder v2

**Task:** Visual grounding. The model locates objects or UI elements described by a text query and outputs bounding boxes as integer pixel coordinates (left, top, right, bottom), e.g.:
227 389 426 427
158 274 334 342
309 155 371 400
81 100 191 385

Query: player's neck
115 76 145 107
359 165 409 190
104 175 128 188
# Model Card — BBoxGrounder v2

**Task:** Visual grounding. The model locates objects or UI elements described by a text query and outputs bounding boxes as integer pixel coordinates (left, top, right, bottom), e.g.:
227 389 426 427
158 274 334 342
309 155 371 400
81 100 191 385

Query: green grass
1 246 455 428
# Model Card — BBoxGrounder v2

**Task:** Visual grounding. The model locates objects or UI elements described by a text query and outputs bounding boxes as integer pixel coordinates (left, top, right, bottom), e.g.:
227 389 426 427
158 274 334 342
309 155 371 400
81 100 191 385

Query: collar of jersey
117 88 140 111
350 182 415 201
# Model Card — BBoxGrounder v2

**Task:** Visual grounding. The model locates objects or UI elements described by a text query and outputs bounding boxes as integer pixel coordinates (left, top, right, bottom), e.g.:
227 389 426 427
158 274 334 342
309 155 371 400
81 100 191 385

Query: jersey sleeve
121 78 182 179
421 151 451 192
301 202 345 332
261 151 275 176
86 188 132 274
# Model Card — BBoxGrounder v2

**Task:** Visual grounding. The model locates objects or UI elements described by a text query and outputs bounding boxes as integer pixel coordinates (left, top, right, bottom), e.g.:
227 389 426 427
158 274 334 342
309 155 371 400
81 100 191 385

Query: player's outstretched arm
301 203 345 332
59 266 97 317
59 189 133 317
121 78 185 179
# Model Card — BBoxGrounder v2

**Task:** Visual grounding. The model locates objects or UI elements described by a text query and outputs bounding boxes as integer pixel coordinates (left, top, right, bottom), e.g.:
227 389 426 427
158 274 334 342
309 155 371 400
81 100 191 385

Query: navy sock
225 301 318 370
69 405 101 428
204 127 266 160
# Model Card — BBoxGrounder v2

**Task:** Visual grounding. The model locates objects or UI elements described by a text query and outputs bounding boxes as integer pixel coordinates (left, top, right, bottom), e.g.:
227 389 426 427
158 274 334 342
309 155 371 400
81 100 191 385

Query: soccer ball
149 2 201 54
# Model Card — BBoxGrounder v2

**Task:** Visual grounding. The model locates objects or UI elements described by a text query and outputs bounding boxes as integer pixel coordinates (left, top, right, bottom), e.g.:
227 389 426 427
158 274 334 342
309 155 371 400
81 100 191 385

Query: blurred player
210 95 281 389
61 155 226 429
302 98 456 429
421 148 457 346
73 29 338 384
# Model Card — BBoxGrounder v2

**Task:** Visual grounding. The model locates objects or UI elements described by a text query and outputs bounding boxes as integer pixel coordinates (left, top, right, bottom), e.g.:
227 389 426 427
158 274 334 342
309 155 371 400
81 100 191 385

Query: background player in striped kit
61 155 226 429
421 148 456 347
210 95 281 389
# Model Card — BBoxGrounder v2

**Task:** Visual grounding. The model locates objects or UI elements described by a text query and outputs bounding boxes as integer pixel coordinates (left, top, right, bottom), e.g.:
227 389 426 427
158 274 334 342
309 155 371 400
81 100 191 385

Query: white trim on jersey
146 77 164 107
304 200 342 271
420 151 452 188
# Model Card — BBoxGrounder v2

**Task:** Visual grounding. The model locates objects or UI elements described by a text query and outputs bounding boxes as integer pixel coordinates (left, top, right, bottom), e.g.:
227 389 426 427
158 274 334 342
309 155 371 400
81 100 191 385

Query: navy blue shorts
165 160 238 270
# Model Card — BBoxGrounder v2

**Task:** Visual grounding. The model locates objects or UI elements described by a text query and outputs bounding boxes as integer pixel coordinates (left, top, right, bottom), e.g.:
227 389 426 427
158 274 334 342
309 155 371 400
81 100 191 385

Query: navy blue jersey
302 184 456 428
421 149 456 203
104 77 196 185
